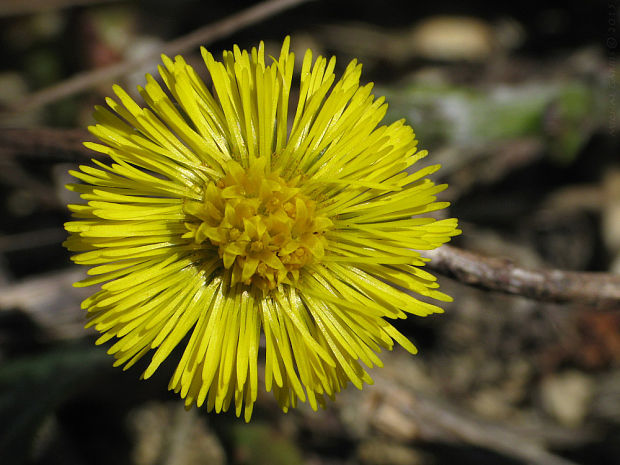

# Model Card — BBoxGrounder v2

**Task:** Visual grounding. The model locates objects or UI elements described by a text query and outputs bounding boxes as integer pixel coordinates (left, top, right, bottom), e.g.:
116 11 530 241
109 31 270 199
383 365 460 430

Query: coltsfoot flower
64 37 460 421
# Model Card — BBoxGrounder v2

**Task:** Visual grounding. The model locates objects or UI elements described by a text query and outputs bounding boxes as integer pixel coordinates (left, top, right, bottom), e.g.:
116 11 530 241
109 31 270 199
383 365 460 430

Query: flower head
64 37 460 421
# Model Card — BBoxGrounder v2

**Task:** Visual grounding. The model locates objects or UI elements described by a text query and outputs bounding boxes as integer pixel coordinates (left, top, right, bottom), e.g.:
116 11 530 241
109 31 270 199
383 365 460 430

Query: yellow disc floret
183 158 332 291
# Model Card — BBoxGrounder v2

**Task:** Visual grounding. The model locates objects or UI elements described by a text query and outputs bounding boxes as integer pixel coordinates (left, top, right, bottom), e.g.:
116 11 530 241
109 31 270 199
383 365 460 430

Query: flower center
183 159 332 291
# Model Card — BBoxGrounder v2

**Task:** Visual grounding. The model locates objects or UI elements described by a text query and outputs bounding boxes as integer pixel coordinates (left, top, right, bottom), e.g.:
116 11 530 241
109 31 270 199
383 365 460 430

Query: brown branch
7 0 312 113
0 0 121 17
0 128 94 160
426 245 620 310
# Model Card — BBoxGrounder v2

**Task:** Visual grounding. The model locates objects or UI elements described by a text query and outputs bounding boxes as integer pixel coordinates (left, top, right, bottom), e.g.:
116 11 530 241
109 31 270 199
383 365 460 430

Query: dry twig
0 128 94 160
7 0 312 113
425 245 620 310
0 0 121 17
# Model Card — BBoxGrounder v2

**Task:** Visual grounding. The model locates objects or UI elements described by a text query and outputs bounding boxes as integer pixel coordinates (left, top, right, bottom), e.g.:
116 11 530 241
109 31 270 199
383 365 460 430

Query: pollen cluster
183 159 332 290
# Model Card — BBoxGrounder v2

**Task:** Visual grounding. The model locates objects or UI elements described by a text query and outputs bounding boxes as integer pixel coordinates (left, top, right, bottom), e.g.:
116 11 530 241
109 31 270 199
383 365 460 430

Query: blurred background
0 0 619 464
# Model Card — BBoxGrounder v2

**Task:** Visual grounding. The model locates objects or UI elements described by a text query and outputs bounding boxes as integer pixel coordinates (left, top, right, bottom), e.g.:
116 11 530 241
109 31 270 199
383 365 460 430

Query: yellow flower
64 37 460 421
